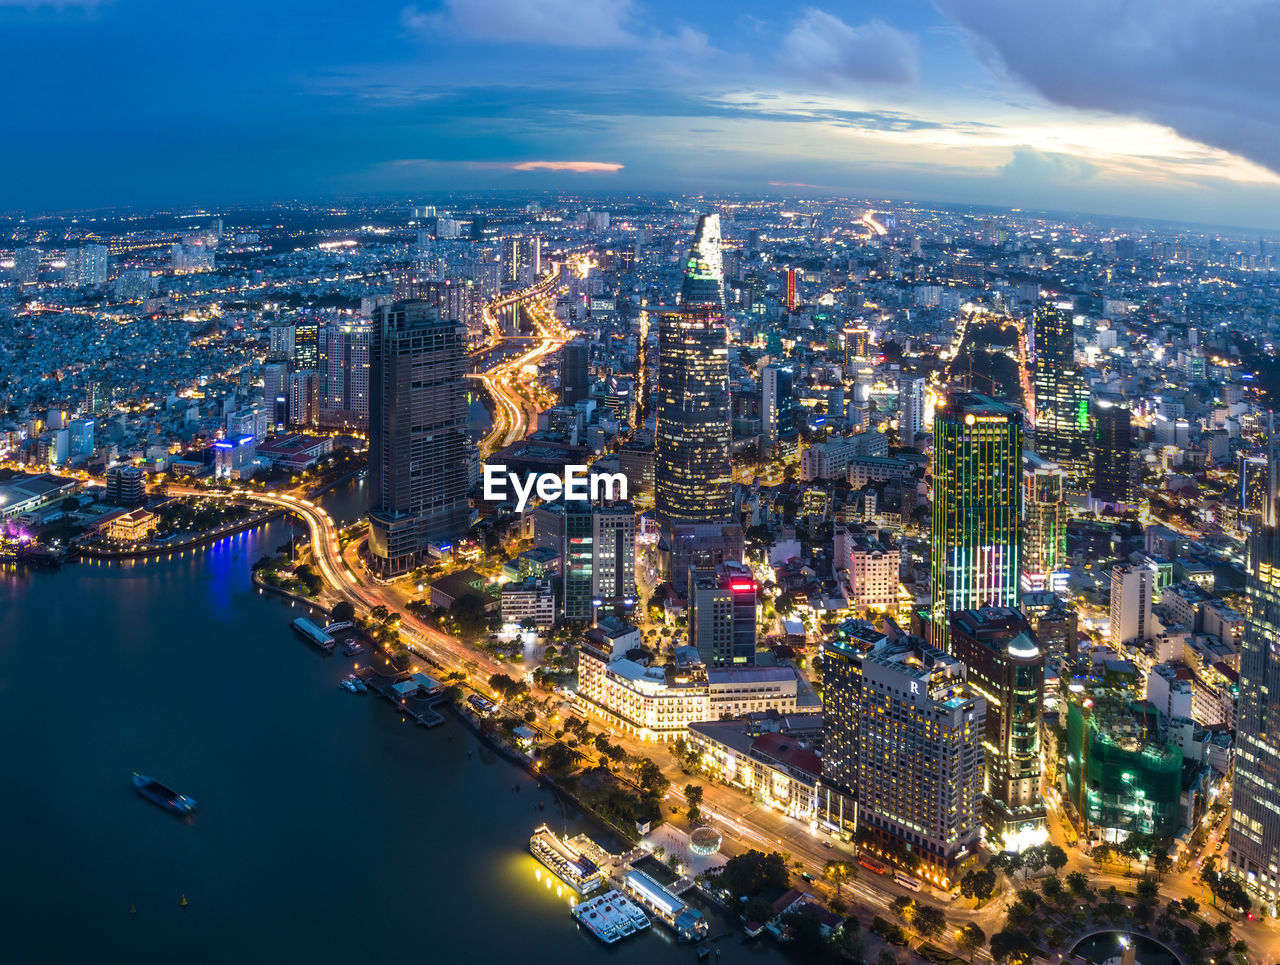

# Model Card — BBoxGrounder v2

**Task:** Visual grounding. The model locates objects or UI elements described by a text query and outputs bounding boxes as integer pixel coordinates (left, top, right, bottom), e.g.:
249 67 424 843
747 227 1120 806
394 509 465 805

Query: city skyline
3 1 1280 231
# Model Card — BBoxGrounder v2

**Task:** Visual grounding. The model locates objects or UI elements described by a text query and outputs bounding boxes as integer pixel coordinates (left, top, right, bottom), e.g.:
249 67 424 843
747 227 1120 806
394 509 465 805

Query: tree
449 594 488 637
1152 852 1173 878
990 929 1036 965
719 850 789 898
743 896 772 925
1065 870 1089 895
330 600 355 623
961 866 998 905
633 758 669 798
912 903 945 939
370 604 389 623
824 860 851 894
957 922 986 957
684 784 704 824
1022 845 1046 878
889 895 915 924
1137 878 1160 903
1044 844 1068 874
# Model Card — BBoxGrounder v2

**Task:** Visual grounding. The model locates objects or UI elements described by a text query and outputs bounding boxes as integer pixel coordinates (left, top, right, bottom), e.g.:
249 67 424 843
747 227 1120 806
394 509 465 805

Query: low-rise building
499 577 556 629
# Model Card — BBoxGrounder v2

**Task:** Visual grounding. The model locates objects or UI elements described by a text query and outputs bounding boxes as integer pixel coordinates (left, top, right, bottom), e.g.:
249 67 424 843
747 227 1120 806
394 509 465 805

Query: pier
355 666 447 727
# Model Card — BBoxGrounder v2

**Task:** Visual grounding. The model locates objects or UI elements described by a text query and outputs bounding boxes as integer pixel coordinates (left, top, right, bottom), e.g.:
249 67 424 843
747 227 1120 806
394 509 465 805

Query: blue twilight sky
3 0 1280 227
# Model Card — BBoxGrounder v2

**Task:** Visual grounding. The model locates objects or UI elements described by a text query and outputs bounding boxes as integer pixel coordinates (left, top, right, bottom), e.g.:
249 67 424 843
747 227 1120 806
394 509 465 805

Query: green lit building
1064 698 1183 841
1031 300 1090 487
930 393 1023 651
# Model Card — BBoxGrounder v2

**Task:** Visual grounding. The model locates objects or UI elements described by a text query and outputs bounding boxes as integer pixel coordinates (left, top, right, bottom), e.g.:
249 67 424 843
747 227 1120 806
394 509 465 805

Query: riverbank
75 507 284 560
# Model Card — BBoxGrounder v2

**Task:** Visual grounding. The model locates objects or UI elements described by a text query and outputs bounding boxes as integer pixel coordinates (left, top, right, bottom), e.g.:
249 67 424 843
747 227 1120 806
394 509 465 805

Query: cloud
388 158 622 174
1000 147 1098 182
402 0 635 48
780 10 918 86
937 0 1280 175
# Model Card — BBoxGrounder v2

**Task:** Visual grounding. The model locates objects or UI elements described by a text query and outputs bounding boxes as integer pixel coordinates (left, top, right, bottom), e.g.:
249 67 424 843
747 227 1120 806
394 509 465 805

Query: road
473 269 570 457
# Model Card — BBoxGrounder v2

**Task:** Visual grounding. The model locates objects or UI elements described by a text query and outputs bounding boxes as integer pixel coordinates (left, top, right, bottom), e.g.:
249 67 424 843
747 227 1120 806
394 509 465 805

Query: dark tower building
930 393 1022 651
560 338 590 406
654 214 733 523
367 301 471 576
1091 398 1134 506
950 607 1046 848
1032 299 1089 486
1230 430 1280 909
294 316 319 369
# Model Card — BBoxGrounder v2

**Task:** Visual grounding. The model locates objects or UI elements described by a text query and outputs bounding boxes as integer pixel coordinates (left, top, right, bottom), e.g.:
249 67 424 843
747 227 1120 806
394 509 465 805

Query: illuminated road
473 269 570 457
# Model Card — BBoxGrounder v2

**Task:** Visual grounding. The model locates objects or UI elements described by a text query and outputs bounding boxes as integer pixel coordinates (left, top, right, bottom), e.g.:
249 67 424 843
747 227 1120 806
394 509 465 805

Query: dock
355 666 447 727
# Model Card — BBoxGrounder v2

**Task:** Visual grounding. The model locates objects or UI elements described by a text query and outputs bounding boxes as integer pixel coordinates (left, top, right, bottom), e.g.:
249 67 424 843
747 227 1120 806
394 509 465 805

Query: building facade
367 301 471 575
929 393 1023 651
688 561 758 667
1032 299 1090 486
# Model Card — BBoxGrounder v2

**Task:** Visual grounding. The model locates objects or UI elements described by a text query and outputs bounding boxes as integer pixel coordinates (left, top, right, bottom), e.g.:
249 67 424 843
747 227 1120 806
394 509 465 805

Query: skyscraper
1109 563 1155 648
897 374 926 447
560 338 590 406
318 323 371 431
1092 398 1134 507
1021 451 1067 591
689 561 757 666
1230 438 1280 905
367 301 471 575
262 360 290 431
950 607 1046 849
560 501 636 622
761 363 796 452
1032 300 1090 486
294 316 319 369
654 214 733 523
822 628 986 885
930 393 1022 651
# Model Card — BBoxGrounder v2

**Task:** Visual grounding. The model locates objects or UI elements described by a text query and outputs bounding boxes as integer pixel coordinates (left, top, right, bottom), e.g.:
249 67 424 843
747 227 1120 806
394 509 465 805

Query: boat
571 890 644 944
343 641 366 656
350 675 367 693
530 825 603 894
340 677 360 693
132 773 197 815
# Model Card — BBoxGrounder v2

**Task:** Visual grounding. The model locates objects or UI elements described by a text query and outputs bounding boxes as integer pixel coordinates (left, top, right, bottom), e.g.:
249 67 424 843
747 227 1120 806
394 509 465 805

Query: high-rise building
950 607 1046 849
288 370 319 429
785 266 798 311
65 244 109 286
843 326 870 367
12 246 41 284
689 561 757 667
1230 442 1280 906
1092 398 1134 507
262 360 290 431
560 501 636 622
268 323 295 361
821 628 986 884
294 316 319 369
1021 452 1067 591
1032 300 1090 486
68 418 95 459
1109 563 1155 648
1240 453 1269 517
318 323 371 431
367 301 471 575
560 339 590 406
654 214 733 524
897 374 926 446
930 393 1022 651
761 363 796 451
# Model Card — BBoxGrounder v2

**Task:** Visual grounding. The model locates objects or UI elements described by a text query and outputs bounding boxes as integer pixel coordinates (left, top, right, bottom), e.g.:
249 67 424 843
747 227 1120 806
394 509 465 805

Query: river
0 478 788 964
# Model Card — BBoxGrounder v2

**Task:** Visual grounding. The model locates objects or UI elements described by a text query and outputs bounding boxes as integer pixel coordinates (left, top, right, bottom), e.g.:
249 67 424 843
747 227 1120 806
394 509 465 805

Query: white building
1110 564 1155 648
500 577 556 629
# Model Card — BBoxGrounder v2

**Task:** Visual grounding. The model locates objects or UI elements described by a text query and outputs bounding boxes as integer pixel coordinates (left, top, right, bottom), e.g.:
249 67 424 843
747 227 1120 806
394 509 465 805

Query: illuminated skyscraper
654 214 732 523
1031 300 1089 486
1230 436 1280 907
930 393 1022 651
689 561 757 666
1021 451 1067 592
761 363 796 452
950 607 1046 849
317 323 371 431
367 301 471 575
294 316 319 369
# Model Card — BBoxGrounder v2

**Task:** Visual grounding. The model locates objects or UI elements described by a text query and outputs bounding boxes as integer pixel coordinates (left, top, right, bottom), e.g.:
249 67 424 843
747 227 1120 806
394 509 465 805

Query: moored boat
132 773 197 815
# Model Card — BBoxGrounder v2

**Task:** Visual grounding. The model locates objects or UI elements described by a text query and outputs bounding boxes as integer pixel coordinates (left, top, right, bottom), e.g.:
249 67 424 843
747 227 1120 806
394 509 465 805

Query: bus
893 870 923 892
858 856 887 875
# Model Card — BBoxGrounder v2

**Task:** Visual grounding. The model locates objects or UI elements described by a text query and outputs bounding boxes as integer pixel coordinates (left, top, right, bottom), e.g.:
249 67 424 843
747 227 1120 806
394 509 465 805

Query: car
798 871 814 883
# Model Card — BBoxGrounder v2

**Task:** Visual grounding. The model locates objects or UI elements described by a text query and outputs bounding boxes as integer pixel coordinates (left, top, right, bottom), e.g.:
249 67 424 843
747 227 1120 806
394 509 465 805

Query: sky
3 0 1280 228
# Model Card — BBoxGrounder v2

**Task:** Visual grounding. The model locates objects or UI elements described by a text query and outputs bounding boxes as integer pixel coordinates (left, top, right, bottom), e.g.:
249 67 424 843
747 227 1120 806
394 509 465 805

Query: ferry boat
571 890 645 944
343 640 366 656
623 869 708 942
132 773 197 815
529 825 603 895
